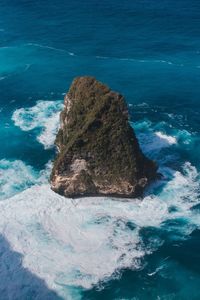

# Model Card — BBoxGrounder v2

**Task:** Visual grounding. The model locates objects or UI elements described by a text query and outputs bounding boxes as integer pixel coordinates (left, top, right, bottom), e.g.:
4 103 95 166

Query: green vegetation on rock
51 76 157 198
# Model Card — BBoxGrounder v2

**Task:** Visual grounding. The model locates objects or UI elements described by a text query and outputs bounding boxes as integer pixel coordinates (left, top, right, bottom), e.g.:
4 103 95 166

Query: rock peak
50 76 157 198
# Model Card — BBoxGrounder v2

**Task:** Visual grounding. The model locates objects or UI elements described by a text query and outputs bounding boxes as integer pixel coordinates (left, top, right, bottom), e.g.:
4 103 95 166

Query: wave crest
0 159 38 200
12 100 63 149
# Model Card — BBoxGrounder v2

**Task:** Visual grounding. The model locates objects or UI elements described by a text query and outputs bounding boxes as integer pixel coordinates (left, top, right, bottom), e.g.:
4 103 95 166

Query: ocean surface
0 0 200 299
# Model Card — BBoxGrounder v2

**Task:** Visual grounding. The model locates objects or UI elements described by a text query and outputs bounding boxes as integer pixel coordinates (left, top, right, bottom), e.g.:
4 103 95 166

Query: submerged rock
50 76 157 198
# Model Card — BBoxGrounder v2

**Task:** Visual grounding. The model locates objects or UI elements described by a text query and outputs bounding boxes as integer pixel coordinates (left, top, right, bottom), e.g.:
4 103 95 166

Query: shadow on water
0 235 63 300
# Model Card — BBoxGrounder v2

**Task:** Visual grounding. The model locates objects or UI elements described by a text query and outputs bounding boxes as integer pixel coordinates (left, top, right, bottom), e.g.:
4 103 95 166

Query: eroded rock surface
50 76 157 198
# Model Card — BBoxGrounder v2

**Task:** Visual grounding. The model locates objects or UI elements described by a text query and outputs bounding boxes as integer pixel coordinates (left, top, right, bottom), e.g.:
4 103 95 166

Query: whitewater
0 100 199 299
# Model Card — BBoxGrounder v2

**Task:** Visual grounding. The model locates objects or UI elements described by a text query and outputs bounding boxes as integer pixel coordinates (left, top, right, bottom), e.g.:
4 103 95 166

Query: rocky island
50 76 157 198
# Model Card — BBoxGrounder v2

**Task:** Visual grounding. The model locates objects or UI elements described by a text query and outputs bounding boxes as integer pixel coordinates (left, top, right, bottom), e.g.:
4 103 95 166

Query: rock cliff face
50 76 157 198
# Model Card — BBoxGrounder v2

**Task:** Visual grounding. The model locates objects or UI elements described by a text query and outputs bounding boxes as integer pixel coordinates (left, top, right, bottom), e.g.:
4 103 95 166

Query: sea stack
50 76 157 198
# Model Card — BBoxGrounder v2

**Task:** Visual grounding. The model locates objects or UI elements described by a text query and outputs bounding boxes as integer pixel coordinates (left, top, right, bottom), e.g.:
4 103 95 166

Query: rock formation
50 76 157 198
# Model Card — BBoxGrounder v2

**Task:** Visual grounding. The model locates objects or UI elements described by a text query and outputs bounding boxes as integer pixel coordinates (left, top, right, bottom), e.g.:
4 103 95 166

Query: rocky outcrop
50 76 157 198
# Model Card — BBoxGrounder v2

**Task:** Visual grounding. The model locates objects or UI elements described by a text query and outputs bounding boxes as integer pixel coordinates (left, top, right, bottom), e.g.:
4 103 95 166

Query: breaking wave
0 160 199 299
12 100 63 149
0 159 38 200
0 159 52 200
132 119 195 162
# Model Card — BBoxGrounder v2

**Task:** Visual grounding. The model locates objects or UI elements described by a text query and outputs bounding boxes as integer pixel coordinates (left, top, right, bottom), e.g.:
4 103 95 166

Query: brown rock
50 76 157 198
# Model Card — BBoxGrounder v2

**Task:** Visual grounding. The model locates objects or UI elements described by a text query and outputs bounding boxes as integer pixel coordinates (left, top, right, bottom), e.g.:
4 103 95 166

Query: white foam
0 185 145 297
12 100 63 149
155 131 177 145
0 159 38 200
160 163 199 209
136 130 177 155
0 158 52 200
0 161 199 298
131 120 183 157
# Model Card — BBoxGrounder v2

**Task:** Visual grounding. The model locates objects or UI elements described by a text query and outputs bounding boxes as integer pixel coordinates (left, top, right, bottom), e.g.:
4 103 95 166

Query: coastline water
0 0 200 299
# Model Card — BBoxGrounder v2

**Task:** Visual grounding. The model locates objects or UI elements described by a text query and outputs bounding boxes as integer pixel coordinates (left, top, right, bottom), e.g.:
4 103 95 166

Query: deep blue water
0 0 200 299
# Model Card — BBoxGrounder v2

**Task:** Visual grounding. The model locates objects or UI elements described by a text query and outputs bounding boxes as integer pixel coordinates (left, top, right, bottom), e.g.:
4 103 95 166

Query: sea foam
0 159 52 200
0 159 38 200
0 161 199 299
12 100 63 149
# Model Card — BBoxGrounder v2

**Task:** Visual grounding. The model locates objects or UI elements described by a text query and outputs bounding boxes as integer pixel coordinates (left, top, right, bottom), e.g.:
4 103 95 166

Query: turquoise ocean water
0 1 200 299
